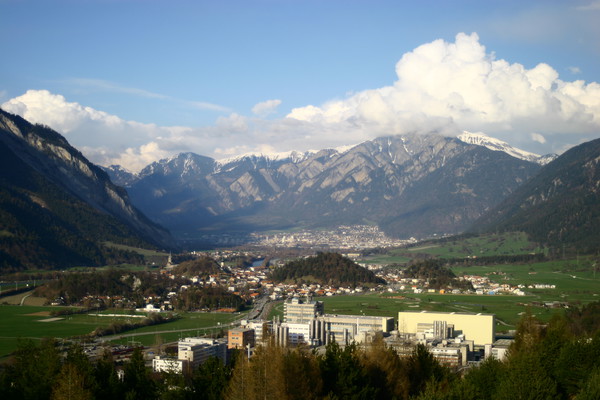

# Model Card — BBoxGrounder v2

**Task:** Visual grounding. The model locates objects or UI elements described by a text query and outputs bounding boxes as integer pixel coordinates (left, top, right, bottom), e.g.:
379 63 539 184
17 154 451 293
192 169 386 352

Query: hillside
0 109 173 271
470 137 600 253
268 252 385 287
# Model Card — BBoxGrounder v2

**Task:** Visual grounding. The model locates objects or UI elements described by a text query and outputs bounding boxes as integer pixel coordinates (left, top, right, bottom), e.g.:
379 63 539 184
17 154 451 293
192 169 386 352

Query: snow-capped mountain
107 132 541 242
457 131 557 165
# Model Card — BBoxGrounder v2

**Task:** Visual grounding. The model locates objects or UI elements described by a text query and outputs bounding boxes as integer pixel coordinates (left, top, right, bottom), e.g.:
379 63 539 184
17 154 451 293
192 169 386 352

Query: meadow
0 304 245 359
364 232 545 264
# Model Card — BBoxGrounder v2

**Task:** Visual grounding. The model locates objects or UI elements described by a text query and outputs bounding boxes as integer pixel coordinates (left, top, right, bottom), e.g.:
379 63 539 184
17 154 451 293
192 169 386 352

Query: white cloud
568 66 582 75
3 33 600 171
531 133 546 144
288 33 600 146
252 99 282 117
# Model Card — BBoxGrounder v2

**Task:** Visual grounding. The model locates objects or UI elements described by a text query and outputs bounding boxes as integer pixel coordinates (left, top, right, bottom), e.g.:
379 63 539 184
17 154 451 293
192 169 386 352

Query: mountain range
2 104 599 270
0 109 172 270
105 132 545 242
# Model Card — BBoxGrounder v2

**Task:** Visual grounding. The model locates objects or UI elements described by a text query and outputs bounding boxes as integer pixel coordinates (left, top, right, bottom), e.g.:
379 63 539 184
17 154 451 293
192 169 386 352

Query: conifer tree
51 363 92 400
123 347 156 400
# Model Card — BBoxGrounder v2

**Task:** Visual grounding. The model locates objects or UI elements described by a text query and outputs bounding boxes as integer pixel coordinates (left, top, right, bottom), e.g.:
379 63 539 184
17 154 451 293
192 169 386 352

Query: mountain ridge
469 136 600 252
108 132 541 242
0 109 173 270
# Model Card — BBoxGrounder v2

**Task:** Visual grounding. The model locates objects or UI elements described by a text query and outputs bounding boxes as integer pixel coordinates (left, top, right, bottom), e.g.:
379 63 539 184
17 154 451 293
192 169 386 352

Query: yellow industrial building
397 311 495 346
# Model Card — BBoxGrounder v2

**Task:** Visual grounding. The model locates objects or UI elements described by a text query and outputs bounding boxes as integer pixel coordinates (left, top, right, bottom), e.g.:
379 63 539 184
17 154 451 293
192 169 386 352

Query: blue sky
1 0 599 171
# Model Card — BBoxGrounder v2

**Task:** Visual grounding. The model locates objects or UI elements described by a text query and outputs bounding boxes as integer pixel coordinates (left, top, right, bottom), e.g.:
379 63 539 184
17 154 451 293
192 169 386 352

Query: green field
103 242 169 258
105 311 244 348
363 232 545 264
0 305 245 359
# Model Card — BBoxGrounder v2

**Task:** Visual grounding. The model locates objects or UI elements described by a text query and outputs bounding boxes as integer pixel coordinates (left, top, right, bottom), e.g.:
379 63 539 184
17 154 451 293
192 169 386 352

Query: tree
406 344 449 398
191 356 231 400
280 347 322 400
453 357 505 400
4 338 61 400
576 367 600 400
123 347 156 400
51 364 92 400
360 337 410 400
94 349 123 400
318 341 379 399
493 351 558 400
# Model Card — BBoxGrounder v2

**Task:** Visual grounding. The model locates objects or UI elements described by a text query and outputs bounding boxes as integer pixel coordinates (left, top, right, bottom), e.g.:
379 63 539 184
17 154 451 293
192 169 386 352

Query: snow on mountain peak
457 131 555 165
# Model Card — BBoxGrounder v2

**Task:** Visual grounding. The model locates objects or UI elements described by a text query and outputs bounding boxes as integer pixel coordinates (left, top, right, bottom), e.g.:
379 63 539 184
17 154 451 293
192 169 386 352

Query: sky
1 0 600 172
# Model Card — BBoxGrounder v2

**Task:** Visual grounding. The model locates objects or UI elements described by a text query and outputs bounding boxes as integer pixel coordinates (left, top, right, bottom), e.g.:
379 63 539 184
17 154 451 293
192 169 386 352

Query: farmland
0 304 244 359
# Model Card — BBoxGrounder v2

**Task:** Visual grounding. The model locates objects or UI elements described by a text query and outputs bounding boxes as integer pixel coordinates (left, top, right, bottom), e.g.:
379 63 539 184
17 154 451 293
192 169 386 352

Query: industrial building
272 298 394 346
397 311 496 346
283 297 324 324
228 327 255 349
152 337 227 373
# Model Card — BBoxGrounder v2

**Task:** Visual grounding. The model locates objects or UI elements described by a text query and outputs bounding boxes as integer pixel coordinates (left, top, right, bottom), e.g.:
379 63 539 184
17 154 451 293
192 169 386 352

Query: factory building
397 311 495 346
228 327 256 349
283 297 324 324
152 337 227 373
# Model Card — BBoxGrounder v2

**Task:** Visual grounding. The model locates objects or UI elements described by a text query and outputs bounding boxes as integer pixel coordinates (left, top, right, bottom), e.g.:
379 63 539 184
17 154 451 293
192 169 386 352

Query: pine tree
123 347 156 400
51 364 92 400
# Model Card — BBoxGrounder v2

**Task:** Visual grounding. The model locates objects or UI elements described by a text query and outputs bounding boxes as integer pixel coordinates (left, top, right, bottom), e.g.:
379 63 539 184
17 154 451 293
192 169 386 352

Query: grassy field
102 242 169 258
0 304 245 359
363 232 545 264
105 311 244 348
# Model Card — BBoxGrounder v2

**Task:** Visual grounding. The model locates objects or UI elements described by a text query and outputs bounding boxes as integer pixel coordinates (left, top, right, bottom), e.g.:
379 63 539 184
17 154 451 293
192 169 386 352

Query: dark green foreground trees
2 302 600 399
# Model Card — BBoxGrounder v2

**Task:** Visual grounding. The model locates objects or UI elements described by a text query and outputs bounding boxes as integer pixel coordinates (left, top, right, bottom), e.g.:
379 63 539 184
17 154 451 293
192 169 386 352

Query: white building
178 337 227 369
152 356 187 373
153 337 227 373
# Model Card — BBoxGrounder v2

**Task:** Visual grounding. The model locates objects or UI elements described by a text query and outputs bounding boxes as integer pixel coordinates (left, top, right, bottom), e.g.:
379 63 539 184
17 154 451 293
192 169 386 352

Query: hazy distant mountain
0 109 173 270
469 137 600 252
113 133 541 242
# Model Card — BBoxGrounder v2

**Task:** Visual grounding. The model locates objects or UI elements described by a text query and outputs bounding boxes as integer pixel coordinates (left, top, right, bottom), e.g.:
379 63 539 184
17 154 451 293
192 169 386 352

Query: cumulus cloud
252 99 282 117
3 33 600 171
288 33 600 148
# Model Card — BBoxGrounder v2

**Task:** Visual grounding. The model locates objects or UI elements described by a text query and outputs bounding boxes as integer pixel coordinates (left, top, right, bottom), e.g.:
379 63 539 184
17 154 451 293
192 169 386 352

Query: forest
268 252 385 287
1 302 599 399
402 260 473 290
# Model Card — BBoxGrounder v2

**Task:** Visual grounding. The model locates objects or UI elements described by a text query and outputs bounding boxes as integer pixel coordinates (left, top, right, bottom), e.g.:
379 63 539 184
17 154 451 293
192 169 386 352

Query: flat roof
399 310 495 317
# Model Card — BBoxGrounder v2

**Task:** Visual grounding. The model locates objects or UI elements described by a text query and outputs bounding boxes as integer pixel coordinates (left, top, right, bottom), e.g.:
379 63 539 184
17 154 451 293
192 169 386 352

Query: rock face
118 132 541 240
0 109 173 269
